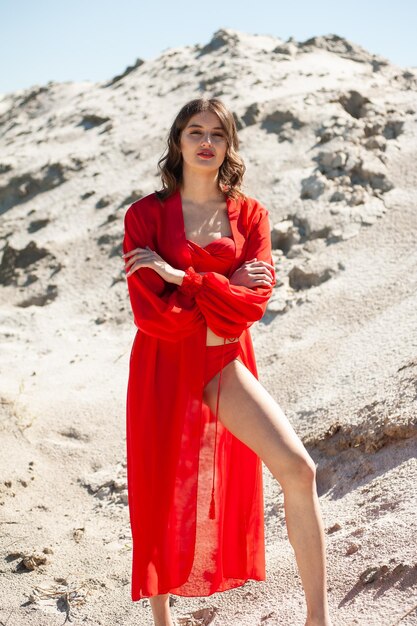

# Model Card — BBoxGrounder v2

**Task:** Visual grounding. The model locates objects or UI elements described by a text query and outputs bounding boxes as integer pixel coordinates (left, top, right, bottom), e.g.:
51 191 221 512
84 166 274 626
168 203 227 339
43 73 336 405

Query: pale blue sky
1 0 415 95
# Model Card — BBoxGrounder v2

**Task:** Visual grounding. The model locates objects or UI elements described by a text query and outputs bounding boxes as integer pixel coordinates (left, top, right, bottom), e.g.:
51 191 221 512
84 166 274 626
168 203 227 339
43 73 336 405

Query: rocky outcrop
298 34 390 66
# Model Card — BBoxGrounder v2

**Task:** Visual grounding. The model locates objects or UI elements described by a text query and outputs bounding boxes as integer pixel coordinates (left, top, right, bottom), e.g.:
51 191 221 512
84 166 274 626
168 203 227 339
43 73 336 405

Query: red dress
123 188 276 600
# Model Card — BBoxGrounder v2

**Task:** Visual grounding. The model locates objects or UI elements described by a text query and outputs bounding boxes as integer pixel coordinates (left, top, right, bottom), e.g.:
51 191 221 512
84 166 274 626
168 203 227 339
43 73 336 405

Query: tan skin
122 111 332 626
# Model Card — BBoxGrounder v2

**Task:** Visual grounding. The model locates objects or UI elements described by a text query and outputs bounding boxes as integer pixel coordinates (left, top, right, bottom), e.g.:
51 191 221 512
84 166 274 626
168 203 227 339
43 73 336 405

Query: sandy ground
0 28 416 626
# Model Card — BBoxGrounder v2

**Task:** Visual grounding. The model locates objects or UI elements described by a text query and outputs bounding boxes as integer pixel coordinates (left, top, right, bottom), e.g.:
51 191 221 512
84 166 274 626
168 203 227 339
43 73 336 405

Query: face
179 110 228 174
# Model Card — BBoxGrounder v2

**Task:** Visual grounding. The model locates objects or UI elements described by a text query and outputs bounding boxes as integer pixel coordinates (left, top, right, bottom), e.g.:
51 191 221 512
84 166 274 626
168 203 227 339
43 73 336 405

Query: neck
180 168 224 204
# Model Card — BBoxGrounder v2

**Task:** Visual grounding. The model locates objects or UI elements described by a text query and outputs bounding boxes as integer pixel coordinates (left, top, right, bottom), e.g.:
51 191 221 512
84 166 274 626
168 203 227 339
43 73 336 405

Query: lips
197 151 214 157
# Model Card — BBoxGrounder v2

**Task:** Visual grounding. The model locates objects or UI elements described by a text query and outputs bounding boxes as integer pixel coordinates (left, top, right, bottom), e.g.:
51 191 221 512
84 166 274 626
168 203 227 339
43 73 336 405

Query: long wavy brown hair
154 98 246 201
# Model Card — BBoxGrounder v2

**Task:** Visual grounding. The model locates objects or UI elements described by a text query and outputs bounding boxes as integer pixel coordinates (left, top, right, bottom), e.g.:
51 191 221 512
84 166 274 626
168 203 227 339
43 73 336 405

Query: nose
200 133 213 145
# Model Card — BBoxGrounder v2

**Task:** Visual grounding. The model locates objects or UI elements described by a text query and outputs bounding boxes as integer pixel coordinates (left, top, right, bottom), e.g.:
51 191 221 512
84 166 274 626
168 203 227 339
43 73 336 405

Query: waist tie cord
209 337 225 520
208 336 239 520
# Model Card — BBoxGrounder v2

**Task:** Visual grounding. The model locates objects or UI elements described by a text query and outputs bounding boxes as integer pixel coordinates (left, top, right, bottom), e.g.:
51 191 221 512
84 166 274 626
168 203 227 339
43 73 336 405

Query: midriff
206 326 239 346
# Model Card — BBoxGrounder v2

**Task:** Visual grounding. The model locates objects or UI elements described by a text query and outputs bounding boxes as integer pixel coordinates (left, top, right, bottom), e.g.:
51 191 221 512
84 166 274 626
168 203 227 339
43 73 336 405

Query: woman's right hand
229 258 276 288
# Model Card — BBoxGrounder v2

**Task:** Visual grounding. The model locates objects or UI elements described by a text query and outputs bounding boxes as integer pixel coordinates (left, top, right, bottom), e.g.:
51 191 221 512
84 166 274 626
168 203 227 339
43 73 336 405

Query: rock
329 190 346 202
329 223 361 241
271 219 300 252
17 284 58 308
316 116 364 144
288 263 336 290
304 404 417 455
178 606 219 625
0 160 14 174
364 121 385 137
272 42 298 57
363 136 387 151
352 154 393 192
383 117 405 140
316 149 348 173
327 523 342 534
232 111 245 131
343 152 361 173
73 528 85 543
27 218 50 233
197 27 240 56
359 564 389 584
266 292 288 314
14 241 50 268
300 173 328 200
17 553 48 571
77 113 111 130
346 543 359 555
79 462 128 506
0 163 67 215
0 241 51 286
95 195 112 209
241 102 263 127
347 186 367 206
338 90 372 119
299 35 389 66
81 190 95 200
261 107 305 136
104 57 145 87
292 207 334 241
120 189 145 207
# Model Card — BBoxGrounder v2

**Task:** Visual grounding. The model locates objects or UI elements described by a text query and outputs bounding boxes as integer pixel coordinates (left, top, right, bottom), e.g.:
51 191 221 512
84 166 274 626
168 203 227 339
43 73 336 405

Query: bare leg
203 358 332 626
283 472 330 625
149 593 175 626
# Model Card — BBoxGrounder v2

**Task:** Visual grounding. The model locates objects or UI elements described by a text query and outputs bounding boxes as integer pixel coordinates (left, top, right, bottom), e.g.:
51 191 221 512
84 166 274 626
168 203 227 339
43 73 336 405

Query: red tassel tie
208 337 226 520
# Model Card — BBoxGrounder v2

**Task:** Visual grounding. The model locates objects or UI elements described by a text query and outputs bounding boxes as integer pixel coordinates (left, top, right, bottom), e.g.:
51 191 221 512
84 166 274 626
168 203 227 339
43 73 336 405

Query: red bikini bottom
203 340 243 387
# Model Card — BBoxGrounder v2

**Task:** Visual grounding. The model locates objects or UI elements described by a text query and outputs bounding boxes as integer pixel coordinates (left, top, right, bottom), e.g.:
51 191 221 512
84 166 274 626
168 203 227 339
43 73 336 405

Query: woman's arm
176 204 276 337
122 206 205 342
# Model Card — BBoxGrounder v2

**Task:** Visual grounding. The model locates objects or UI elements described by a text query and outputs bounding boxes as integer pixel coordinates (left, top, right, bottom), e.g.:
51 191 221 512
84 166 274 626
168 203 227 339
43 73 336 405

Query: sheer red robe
123 187 276 600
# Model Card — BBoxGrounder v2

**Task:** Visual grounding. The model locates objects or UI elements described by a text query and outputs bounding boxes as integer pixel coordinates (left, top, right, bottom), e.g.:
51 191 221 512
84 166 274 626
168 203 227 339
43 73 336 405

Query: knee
282 453 317 489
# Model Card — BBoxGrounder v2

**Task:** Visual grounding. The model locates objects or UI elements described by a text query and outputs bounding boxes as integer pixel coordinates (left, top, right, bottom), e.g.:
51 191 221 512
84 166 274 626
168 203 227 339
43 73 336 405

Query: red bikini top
186 236 236 274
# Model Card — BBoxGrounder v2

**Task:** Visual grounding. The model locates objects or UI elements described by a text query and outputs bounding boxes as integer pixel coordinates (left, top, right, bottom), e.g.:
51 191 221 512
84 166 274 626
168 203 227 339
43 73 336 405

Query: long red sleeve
123 206 205 342
178 204 276 337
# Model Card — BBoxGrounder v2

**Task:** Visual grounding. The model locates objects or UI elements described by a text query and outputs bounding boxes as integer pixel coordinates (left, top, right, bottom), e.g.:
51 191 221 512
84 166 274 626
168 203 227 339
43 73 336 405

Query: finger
250 266 274 280
252 270 275 282
123 246 154 260
122 247 143 259
124 254 141 269
124 250 153 269
125 261 142 277
253 278 273 286
250 260 275 270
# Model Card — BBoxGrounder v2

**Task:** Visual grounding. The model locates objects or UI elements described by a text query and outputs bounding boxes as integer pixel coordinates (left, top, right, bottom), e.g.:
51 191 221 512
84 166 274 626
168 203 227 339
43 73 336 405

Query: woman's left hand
122 246 175 282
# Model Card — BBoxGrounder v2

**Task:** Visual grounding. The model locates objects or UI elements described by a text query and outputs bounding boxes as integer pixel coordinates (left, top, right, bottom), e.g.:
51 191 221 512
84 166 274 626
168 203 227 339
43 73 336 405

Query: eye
189 130 224 137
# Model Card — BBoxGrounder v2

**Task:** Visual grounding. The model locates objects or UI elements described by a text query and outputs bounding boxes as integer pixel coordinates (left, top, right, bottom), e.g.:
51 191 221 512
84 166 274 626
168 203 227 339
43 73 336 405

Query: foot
153 616 176 626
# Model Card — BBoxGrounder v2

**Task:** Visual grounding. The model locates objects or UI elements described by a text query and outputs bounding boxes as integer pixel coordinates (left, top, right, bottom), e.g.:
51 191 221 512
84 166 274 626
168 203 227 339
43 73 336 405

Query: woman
122 98 332 626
